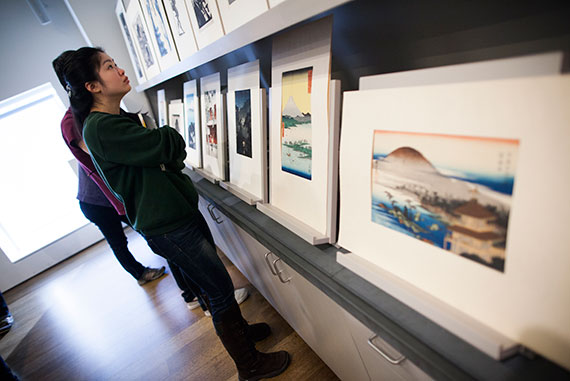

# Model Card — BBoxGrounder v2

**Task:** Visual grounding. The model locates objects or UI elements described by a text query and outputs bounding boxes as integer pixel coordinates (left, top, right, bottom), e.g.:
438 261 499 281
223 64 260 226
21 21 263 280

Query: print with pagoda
371 131 519 272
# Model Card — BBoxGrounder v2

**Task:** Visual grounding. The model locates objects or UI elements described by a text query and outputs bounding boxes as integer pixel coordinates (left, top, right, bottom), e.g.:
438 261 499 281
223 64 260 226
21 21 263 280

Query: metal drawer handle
273 258 291 283
367 335 406 365
264 252 278 275
207 203 223 224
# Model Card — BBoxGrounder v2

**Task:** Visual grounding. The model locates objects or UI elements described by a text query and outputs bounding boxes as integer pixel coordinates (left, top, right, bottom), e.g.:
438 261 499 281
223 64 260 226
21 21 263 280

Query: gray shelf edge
185 168 566 381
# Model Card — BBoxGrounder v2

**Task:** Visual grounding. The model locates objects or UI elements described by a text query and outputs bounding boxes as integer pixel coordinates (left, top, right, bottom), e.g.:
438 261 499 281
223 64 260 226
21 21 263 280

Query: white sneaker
204 310 211 317
186 297 201 310
235 287 249 304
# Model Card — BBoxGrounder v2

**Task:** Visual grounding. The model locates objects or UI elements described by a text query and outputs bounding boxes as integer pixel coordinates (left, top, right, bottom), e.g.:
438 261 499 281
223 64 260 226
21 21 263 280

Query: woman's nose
118 66 125 75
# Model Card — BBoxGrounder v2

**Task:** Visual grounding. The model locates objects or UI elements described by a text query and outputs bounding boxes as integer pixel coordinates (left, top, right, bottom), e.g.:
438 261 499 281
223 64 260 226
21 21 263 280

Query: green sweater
83 111 199 236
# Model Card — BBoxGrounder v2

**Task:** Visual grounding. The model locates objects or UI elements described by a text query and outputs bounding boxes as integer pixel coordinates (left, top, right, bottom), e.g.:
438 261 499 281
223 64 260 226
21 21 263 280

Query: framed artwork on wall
115 0 146 84
138 0 180 70
168 99 184 135
216 0 268 34
156 89 167 127
162 0 198 60
183 79 202 168
184 0 225 49
336 75 570 370
198 72 226 182
125 0 160 80
258 16 339 245
221 60 267 205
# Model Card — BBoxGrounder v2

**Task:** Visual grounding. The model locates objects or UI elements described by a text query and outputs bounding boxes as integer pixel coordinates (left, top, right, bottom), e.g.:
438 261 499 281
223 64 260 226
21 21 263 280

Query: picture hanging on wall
168 99 184 136
183 79 202 168
162 0 198 60
185 0 225 49
281 67 313 180
370 131 519 272
336 75 570 371
139 0 180 70
115 0 146 84
156 89 167 127
259 16 338 244
199 72 226 181
125 0 160 79
223 60 267 204
216 0 268 34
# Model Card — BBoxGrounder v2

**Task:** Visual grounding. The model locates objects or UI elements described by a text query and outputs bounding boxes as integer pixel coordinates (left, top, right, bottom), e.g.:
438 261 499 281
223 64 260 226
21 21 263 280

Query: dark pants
144 213 235 322
0 291 8 317
79 201 146 280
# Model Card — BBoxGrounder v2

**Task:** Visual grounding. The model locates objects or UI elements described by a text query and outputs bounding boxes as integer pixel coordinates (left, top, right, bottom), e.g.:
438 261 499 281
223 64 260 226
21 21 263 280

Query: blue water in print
371 196 447 248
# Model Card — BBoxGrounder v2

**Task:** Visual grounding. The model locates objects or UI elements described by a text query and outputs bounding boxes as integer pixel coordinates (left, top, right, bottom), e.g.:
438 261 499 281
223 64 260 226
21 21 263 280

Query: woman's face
95 52 131 98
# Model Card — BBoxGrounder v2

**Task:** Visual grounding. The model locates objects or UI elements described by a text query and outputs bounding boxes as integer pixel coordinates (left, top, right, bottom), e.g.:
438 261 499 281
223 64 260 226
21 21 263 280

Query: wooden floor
0 228 339 380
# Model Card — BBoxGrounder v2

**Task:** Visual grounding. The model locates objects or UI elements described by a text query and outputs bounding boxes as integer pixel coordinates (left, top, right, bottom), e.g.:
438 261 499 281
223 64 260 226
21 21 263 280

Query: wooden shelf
135 0 351 92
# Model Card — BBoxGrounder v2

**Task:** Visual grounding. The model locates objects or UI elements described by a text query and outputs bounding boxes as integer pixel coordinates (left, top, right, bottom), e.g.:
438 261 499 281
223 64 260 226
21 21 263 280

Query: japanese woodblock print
185 92 197 149
140 0 179 69
115 1 145 83
126 0 160 79
235 89 252 158
156 89 167 127
281 67 313 180
204 89 218 157
163 0 198 59
168 100 184 135
192 0 213 28
371 131 519 272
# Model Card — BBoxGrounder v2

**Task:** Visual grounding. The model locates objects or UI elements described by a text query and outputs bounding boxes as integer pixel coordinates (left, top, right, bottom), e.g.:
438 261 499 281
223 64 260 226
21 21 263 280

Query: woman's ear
85 81 101 94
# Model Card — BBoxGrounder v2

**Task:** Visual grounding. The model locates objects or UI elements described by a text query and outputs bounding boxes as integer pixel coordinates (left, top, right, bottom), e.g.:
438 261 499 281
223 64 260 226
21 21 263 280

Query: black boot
214 303 290 381
247 322 271 343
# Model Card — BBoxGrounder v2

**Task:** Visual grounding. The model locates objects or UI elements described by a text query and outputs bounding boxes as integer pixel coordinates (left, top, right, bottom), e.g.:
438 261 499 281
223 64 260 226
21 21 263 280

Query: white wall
67 0 153 116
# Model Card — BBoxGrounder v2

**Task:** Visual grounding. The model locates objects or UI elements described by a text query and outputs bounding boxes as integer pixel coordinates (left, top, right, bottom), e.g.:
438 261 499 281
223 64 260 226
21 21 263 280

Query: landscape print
371 131 519 272
281 67 313 180
118 12 144 79
192 0 213 28
133 15 155 69
235 89 252 158
143 0 172 57
185 93 196 149
204 90 218 157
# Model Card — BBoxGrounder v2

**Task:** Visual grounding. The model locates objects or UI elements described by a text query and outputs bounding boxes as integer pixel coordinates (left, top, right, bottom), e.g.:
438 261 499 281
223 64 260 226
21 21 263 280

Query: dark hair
52 47 104 131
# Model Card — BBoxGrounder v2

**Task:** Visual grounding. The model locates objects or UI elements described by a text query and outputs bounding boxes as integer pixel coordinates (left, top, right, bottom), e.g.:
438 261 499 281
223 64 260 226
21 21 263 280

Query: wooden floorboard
0 228 340 380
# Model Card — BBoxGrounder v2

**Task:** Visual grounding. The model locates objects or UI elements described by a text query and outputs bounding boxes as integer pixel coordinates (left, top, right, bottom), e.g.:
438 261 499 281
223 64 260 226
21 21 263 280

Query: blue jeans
144 213 235 322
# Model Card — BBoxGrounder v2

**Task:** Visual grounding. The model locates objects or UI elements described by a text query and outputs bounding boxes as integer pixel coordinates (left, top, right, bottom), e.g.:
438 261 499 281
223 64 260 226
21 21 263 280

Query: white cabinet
342 310 433 381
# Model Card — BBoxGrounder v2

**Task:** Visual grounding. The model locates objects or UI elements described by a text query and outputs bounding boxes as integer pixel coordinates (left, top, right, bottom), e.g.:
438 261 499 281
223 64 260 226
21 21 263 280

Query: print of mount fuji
282 96 311 126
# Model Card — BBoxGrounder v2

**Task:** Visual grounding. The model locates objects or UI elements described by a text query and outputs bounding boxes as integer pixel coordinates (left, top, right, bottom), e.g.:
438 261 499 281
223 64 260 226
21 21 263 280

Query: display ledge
184 168 569 381
135 0 351 92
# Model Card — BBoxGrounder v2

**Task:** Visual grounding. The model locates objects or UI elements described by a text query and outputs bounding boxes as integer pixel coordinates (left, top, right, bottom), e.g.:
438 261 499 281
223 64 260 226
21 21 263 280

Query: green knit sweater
83 111 199 236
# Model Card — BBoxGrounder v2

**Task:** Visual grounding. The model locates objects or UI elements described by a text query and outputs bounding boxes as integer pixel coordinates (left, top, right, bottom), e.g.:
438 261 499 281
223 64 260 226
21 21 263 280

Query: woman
55 47 290 380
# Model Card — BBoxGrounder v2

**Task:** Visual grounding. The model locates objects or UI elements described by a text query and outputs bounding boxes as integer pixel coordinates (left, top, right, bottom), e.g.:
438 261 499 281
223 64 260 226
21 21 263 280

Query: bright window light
0 83 88 262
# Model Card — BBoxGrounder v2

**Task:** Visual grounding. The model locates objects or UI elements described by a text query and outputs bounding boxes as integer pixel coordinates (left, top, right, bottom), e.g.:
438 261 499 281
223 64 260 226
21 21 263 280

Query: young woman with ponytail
53 47 290 380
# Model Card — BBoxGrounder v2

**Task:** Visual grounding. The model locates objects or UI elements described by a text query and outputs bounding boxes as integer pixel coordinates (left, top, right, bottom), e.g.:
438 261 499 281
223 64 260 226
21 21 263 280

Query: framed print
261 16 336 244
223 60 267 204
162 0 198 60
168 99 184 135
199 72 226 181
138 0 180 70
337 75 570 370
125 0 160 79
184 0 225 49
156 89 167 127
216 0 268 34
115 0 146 84
183 79 202 168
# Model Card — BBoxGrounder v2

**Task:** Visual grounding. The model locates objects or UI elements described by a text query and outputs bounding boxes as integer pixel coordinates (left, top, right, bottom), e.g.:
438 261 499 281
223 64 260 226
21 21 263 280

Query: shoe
247 322 271 343
0 313 14 334
204 310 211 317
186 297 201 310
137 266 166 285
235 288 249 304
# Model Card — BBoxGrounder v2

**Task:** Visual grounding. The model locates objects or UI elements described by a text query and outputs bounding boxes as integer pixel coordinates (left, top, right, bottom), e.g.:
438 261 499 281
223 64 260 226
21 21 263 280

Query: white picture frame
259 17 335 244
162 0 199 60
184 0 225 49
115 0 146 85
125 0 161 80
168 99 184 135
222 60 266 205
216 0 268 34
156 89 167 127
199 72 226 181
138 0 180 70
183 79 202 168
336 76 570 371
